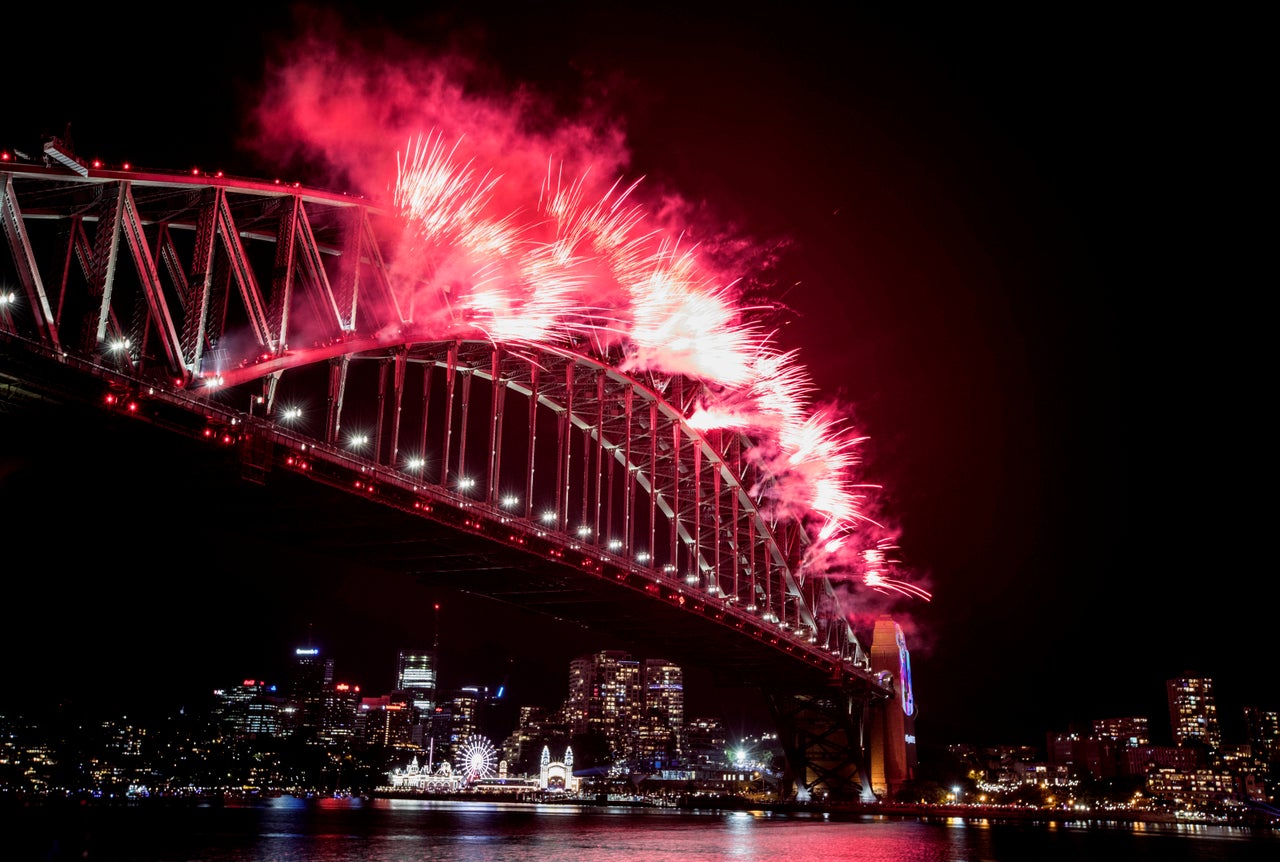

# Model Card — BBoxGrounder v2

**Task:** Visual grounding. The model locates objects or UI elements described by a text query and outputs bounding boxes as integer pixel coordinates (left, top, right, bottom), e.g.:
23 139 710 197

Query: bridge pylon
766 683 885 803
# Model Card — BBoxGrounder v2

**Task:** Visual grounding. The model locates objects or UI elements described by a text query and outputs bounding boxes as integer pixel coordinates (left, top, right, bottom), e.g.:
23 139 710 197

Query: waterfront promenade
363 786 1280 829
725 798 1280 829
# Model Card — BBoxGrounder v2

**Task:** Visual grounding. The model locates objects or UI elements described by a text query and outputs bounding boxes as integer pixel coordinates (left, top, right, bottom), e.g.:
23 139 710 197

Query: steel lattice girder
766 688 886 802
0 163 880 678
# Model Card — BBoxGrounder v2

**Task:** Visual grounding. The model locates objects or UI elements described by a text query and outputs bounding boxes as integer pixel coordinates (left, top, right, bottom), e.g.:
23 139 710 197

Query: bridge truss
1 153 896 799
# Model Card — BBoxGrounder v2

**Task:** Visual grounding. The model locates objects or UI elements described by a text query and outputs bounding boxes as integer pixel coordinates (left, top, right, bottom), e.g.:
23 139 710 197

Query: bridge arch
1 159 902 798
1 163 871 668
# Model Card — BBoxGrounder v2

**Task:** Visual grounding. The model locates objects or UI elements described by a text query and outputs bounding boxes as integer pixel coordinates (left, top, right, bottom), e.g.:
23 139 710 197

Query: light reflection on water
9 795 1278 862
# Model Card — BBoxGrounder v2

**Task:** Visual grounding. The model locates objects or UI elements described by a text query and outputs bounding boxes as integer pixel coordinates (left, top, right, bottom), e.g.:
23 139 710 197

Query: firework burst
391 131 929 606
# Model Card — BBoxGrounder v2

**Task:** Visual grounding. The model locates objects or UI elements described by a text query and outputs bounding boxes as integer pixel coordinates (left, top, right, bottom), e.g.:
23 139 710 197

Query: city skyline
1 4 1269 747
3 609 1271 762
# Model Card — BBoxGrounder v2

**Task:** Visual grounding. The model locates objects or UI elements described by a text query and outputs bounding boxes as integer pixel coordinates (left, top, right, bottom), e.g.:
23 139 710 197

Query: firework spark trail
862 540 933 601
394 132 510 255
540 167 654 277
391 131 928 605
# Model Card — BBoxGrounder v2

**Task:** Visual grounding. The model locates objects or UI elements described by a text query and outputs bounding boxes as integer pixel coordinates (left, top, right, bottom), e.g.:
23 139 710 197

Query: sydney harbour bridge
0 139 916 801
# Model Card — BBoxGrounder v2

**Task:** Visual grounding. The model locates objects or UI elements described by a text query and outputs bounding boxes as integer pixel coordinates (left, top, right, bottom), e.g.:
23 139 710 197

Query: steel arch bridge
0 146 901 800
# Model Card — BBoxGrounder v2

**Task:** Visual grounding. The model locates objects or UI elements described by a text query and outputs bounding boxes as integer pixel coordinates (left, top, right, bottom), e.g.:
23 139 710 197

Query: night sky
2 5 1269 747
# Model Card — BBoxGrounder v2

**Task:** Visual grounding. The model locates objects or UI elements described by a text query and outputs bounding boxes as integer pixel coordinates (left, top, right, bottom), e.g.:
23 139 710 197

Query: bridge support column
765 688 880 803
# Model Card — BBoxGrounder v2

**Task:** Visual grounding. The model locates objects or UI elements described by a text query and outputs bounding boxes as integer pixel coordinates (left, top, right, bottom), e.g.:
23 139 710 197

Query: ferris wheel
455 735 498 783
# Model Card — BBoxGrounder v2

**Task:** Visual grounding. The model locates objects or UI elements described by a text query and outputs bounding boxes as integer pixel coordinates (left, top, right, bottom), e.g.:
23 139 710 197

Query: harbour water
6 795 1278 862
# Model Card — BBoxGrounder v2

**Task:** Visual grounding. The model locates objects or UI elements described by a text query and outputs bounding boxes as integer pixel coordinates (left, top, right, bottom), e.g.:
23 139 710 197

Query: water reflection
8 795 1278 862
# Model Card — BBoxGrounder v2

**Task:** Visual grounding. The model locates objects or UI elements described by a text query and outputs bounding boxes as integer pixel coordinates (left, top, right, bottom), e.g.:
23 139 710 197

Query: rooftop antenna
431 603 441 713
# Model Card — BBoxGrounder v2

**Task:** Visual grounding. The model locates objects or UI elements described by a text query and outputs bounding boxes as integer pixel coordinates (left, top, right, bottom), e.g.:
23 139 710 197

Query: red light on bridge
191 168 200 176
0 151 10 162
126 401 139 412
92 159 103 169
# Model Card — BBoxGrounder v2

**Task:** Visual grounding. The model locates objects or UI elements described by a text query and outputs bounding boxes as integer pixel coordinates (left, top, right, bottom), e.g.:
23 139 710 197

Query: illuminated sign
295 648 320 656
896 624 915 717
904 734 917 745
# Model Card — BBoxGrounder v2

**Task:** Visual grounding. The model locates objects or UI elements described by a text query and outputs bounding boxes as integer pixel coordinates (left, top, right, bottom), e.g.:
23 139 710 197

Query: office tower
1166 674 1221 749
320 682 362 746
212 679 281 737
358 696 415 749
285 645 335 738
396 648 438 714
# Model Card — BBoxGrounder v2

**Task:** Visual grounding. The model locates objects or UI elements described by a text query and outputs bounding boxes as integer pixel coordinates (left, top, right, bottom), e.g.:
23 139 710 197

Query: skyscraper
566 650 641 759
285 646 335 738
1166 674 1221 749
396 648 438 714
638 658 684 767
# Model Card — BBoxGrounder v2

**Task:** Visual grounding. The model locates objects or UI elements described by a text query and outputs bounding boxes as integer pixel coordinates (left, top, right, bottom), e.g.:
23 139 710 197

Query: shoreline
5 790 1276 830
368 790 1277 828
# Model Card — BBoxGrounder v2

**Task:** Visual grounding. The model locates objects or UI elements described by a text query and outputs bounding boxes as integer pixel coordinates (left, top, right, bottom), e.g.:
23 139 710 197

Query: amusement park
382 737 582 800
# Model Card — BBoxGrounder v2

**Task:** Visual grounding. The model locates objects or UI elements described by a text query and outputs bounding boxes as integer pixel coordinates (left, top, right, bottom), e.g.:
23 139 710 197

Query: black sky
1 4 1270 746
